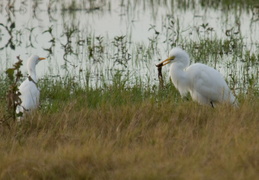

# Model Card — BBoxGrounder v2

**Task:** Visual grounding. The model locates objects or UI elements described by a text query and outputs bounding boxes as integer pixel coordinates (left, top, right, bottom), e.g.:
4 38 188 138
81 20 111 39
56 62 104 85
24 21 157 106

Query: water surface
0 0 258 90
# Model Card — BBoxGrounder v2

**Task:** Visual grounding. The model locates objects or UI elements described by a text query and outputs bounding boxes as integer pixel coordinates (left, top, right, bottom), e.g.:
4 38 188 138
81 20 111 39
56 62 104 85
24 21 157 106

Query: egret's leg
210 101 214 108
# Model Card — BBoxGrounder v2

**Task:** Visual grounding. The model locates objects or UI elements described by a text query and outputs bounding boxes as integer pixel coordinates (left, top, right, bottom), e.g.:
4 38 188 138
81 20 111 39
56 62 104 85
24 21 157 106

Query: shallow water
0 0 258 90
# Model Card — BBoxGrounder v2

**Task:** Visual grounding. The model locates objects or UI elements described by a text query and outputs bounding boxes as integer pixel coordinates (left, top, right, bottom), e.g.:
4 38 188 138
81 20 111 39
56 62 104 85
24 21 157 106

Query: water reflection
0 0 258 91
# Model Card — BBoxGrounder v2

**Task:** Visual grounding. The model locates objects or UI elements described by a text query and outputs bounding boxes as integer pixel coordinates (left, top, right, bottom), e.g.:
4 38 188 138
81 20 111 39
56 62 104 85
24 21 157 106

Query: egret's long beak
38 57 46 61
155 56 174 67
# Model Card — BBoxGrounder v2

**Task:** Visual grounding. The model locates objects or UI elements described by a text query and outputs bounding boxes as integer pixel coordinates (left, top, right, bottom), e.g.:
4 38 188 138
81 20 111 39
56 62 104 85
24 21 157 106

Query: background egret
156 47 237 107
16 55 46 118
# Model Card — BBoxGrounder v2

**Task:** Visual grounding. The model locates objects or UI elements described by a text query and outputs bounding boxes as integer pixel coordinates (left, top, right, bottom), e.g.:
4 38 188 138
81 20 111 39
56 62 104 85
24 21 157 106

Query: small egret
156 47 237 107
16 55 46 118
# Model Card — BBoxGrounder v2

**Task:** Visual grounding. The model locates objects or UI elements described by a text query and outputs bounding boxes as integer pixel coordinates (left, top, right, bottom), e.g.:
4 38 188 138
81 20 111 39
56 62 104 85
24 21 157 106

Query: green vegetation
0 74 259 179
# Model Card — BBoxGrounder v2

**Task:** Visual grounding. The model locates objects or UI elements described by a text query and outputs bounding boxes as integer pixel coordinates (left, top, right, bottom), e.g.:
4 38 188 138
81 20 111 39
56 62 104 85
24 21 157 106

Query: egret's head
156 47 190 68
27 55 46 67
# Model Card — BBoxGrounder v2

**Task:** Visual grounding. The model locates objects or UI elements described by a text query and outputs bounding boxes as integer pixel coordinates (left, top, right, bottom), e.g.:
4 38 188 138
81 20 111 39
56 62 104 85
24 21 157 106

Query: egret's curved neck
27 62 37 82
169 62 189 96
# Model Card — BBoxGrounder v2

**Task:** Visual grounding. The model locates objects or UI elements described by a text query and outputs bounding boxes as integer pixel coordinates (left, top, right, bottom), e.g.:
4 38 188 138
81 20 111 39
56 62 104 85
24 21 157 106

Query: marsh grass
0 74 259 179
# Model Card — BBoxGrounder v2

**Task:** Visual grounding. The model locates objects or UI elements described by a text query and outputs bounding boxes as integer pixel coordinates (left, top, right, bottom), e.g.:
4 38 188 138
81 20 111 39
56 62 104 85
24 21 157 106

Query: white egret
16 55 46 118
156 47 237 107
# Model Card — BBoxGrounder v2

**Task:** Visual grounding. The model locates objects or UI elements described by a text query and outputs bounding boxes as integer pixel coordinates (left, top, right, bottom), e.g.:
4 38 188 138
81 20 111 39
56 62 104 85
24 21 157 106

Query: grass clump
0 75 259 179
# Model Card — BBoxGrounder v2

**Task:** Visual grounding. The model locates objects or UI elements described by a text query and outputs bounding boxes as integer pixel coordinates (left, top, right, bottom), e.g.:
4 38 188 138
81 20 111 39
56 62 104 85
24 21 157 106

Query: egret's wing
186 63 233 103
18 79 40 110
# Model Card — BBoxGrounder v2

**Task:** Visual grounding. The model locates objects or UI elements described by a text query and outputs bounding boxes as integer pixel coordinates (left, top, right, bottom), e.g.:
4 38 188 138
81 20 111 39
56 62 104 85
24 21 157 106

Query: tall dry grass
0 85 258 179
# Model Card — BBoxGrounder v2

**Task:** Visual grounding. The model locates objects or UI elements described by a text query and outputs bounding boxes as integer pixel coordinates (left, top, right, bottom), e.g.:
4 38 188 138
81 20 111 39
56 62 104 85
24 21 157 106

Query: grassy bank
0 76 259 179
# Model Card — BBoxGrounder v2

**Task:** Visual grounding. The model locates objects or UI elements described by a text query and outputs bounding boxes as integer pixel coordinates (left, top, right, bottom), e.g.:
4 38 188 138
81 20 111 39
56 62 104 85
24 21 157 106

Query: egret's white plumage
157 47 237 107
16 55 46 118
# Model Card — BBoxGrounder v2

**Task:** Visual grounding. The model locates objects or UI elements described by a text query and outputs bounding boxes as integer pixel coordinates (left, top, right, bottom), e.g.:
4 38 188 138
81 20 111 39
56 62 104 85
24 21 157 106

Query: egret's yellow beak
156 56 175 67
38 57 46 61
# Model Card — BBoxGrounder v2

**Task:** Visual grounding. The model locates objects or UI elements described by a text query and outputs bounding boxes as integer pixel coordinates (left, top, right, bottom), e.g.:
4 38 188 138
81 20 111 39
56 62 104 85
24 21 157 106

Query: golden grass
0 95 259 179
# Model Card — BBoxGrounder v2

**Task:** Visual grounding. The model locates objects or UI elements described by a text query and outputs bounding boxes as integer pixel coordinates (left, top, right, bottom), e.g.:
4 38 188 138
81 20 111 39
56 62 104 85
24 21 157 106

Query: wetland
0 0 259 179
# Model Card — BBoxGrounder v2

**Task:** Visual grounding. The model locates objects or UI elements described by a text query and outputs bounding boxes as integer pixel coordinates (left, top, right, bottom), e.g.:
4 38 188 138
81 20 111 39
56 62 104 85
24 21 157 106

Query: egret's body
157 47 237 107
16 55 46 118
17 78 40 111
